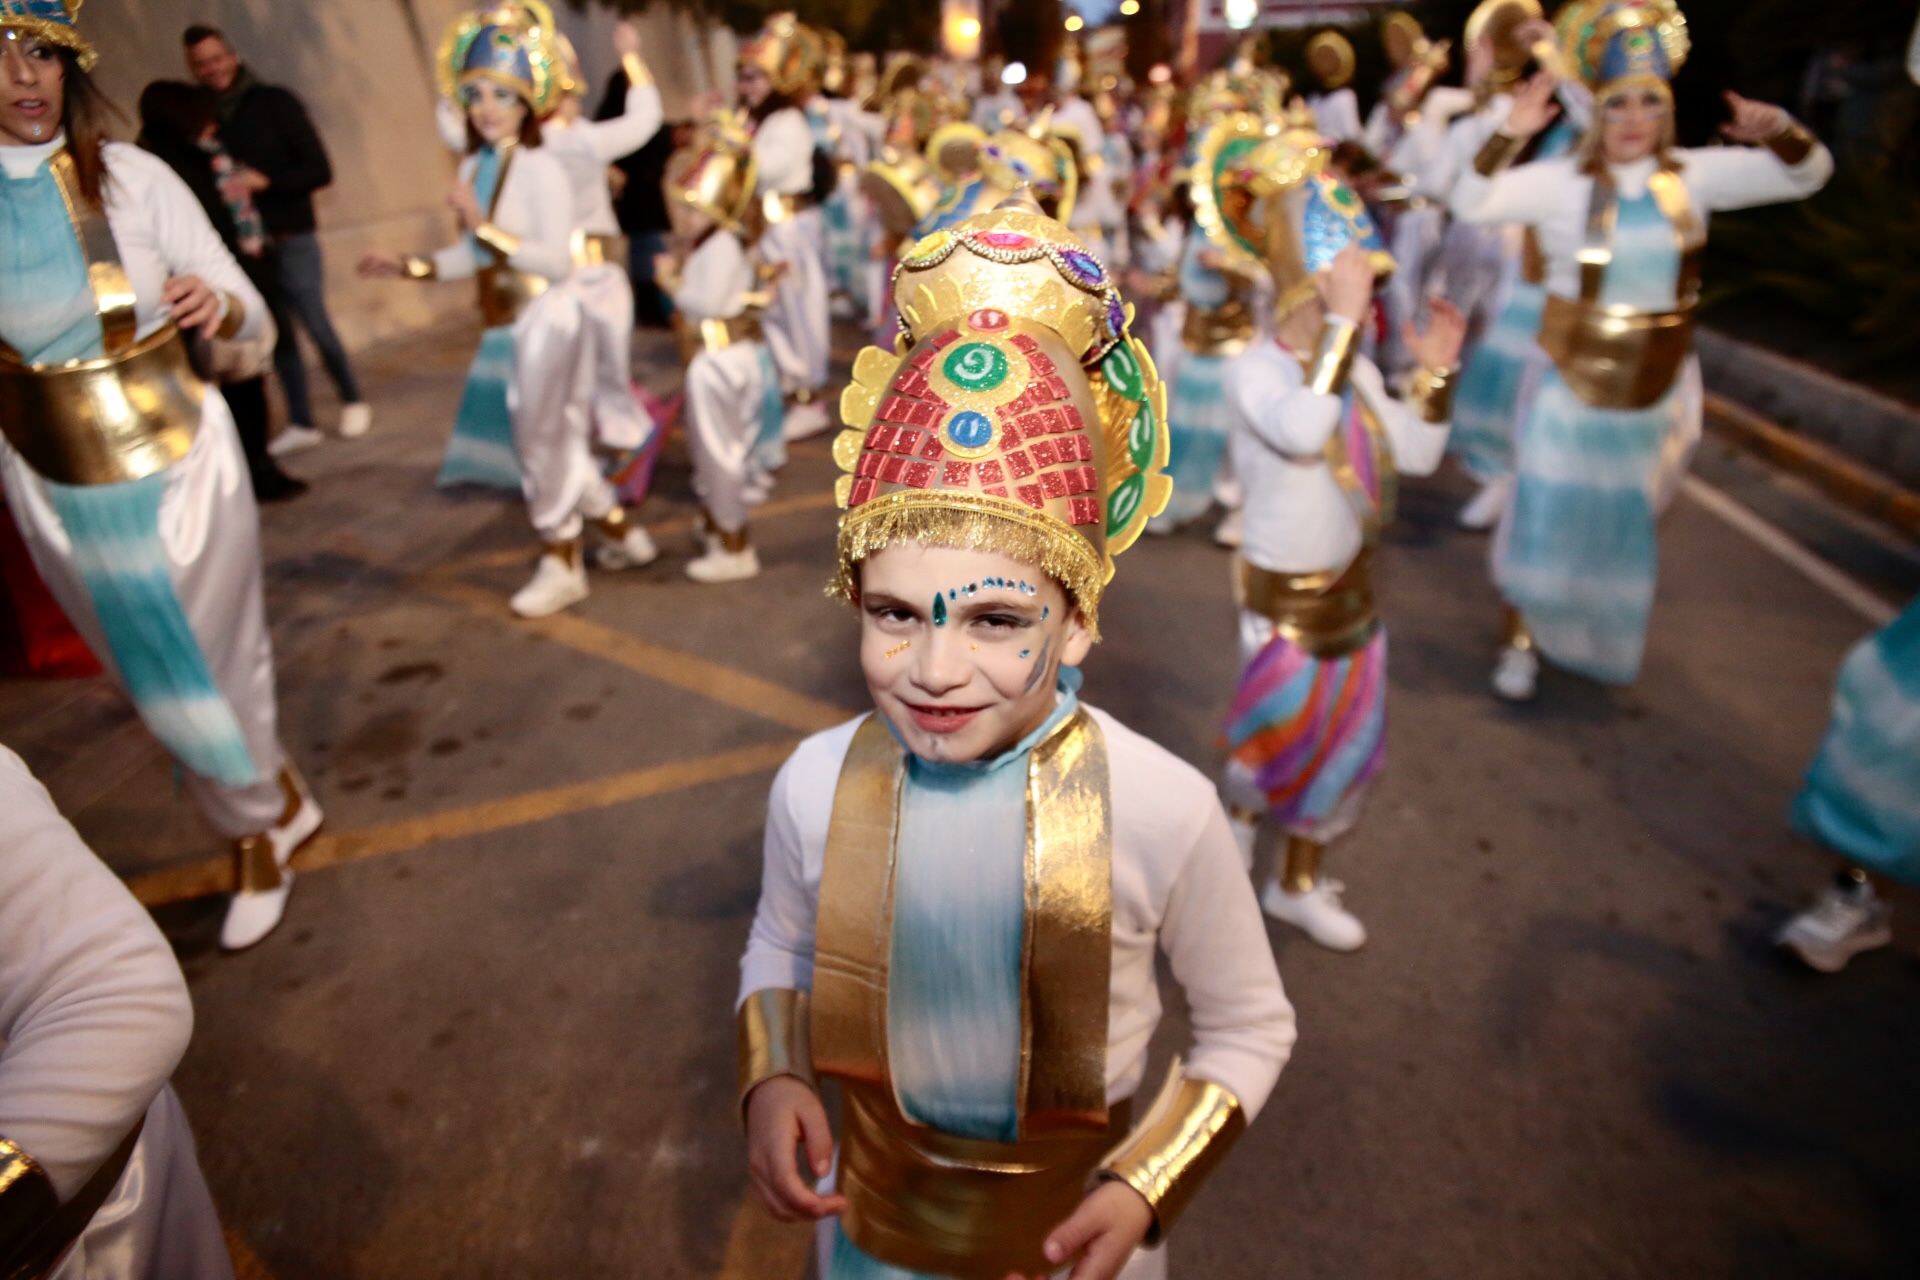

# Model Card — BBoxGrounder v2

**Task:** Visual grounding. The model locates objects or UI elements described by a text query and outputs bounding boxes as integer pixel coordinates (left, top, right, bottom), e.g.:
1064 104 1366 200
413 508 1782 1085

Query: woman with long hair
1451 0 1831 702
136 77 305 502
0 4 318 951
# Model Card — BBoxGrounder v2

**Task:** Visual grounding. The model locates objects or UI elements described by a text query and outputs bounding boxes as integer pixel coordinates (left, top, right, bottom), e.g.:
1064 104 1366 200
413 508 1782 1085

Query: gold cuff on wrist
1407 363 1455 423
1765 120 1815 166
1305 317 1359 397
403 254 437 281
621 51 653 90
1099 1067 1246 1243
736 988 814 1118
1474 131 1526 177
215 293 246 339
473 222 521 259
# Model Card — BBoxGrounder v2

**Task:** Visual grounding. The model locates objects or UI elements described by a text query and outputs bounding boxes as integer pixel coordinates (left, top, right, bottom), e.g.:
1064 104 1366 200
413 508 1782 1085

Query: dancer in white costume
1303 30 1364 143
0 2 318 952
663 116 782 585
0 748 232 1279
739 15 833 442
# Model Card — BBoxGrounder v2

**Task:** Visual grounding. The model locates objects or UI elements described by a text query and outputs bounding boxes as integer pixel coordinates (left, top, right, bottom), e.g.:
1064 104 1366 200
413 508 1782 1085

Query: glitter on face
886 639 912 658
932 594 948 626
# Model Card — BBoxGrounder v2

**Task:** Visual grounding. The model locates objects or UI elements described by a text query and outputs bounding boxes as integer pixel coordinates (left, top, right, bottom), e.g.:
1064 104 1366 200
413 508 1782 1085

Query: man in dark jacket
184 24 371 452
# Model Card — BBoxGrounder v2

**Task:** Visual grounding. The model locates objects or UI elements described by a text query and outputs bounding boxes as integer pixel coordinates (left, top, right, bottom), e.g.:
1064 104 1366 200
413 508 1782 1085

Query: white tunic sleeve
0 749 192 1200
1450 153 1574 227
497 150 576 281
673 231 752 322
752 108 817 196
1677 141 1833 213
579 79 665 166
1351 356 1450 478
1225 340 1344 458
104 144 267 344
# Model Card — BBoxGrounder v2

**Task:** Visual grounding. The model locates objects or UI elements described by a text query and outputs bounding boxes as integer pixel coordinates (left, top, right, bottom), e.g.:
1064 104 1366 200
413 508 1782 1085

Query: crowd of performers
0 0 1916 1276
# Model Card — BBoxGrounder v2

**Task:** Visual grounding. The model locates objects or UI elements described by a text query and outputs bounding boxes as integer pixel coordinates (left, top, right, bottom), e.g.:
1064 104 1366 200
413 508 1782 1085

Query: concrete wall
90 1 737 354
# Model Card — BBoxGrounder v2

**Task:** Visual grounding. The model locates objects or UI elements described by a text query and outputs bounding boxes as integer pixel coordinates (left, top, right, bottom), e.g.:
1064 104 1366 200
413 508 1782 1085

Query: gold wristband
1407 363 1455 423
473 222 522 260
621 51 653 90
1305 316 1359 397
0 1134 58 1262
403 254 437 281
1099 1067 1246 1243
1474 130 1526 177
736 988 814 1119
1765 120 1815 166
215 293 246 339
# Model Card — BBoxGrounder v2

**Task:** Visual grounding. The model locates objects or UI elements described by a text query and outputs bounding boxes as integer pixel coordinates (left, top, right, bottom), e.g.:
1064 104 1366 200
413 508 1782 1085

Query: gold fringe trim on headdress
1 15 96 70
831 492 1108 638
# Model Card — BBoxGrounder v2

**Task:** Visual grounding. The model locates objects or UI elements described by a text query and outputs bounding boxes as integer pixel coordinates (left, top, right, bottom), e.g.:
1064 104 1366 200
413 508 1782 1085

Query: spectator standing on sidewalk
184 24 371 454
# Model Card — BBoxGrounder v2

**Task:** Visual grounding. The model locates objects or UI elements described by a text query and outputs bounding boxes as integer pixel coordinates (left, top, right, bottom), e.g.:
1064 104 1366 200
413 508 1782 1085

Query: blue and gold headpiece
1560 0 1688 98
435 1 564 117
1242 125 1394 319
0 0 94 71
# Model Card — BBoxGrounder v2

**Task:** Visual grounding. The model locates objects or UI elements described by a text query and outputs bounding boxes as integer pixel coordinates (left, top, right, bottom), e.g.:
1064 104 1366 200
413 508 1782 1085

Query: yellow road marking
224 1226 275 1280
128 739 798 908
715 1196 814 1280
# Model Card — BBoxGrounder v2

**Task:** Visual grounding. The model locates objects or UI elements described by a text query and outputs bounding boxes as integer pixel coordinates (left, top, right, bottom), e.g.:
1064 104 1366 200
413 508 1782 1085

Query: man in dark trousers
597 68 683 329
184 24 371 454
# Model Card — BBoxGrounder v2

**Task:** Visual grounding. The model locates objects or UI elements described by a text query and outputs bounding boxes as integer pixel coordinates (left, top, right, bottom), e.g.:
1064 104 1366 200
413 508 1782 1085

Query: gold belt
0 326 203 487
690 313 763 357
1235 551 1379 660
476 264 549 327
1536 293 1694 410
834 1082 1134 1280
571 231 622 268
1180 302 1255 357
761 191 812 224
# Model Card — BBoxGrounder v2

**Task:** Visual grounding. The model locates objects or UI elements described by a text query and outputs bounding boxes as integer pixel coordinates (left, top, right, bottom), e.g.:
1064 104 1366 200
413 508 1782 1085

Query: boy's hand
744 1075 847 1223
1404 296 1467 370
1317 243 1377 326
1003 1180 1154 1280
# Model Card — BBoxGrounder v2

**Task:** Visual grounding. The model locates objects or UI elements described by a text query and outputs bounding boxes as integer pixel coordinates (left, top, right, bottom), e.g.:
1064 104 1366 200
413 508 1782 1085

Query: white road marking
1682 477 1897 626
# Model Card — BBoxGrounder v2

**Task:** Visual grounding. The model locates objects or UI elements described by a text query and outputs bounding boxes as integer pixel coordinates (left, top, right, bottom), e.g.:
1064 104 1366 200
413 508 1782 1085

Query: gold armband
736 988 814 1118
215 293 246 339
1099 1067 1246 1242
403 254 437 281
621 51 653 90
1406 364 1455 423
1765 120 1816 166
0 1134 58 1263
473 222 522 260
1305 316 1359 397
1474 131 1526 177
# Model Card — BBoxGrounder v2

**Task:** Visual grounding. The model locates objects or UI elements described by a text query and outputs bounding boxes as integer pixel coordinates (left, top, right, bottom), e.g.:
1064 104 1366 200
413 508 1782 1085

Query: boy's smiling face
858 544 1093 764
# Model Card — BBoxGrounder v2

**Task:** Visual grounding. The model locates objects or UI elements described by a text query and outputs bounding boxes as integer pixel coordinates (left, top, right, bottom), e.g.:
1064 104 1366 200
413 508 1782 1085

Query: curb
1704 391 1920 543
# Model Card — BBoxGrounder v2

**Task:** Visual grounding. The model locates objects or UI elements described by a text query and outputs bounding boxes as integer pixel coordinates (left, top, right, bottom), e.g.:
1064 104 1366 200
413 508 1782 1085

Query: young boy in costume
736 196 1296 1280
1219 127 1466 952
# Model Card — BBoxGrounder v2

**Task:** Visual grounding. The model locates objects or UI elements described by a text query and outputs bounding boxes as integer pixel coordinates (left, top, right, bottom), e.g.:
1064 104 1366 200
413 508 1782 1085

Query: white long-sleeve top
430 146 576 283
738 708 1297 1119
1228 335 1450 577
1309 88 1364 144
752 106 816 197
0 137 267 347
1450 144 1833 301
672 229 754 322
0 747 192 1201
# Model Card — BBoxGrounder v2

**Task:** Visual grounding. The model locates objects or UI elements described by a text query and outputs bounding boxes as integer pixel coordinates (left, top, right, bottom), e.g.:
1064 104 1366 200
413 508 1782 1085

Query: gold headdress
0 0 93 70
832 198 1170 631
1558 0 1688 98
1380 12 1452 115
975 115 1081 226
665 112 758 239
1305 30 1356 91
1464 0 1550 88
436 1 566 116
1242 129 1395 319
740 11 825 98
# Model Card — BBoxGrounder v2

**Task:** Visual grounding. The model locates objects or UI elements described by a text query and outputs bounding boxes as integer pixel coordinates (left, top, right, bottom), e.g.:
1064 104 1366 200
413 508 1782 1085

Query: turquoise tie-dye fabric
0 158 104 364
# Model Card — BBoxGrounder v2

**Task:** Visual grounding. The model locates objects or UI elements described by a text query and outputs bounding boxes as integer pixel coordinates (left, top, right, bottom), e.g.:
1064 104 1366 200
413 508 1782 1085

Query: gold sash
1536 165 1702 410
1180 293 1257 357
0 152 203 485
1234 550 1379 660
810 711 1116 1275
472 146 547 326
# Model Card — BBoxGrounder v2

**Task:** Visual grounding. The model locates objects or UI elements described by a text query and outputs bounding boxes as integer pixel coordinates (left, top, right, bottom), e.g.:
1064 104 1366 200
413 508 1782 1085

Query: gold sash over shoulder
810 710 1115 1277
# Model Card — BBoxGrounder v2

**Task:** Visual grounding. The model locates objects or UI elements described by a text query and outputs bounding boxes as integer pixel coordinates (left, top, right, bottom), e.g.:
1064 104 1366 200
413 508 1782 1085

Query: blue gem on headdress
1059 248 1104 286
1106 295 1127 336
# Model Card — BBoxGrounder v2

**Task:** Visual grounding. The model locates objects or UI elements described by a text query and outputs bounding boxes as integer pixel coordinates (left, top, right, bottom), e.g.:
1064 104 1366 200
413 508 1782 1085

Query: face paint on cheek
1021 636 1053 694
885 639 911 658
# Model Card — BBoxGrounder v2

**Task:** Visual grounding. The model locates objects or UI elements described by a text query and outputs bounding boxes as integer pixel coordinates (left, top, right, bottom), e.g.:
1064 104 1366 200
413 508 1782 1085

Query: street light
956 15 981 38
1119 0 1140 13
1223 0 1257 29
1064 13 1084 30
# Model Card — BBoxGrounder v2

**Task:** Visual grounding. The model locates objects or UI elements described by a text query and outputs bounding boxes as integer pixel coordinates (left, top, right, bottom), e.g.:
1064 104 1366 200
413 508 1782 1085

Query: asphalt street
8 318 1918 1279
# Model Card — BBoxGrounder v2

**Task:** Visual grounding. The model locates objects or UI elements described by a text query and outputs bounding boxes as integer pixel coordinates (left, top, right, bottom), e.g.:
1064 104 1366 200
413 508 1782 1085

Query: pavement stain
376 660 445 686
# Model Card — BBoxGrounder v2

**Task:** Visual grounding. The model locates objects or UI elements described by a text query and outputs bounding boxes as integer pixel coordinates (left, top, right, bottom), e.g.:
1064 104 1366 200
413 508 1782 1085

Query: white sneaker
1261 877 1367 951
1213 508 1244 549
1776 877 1893 973
686 544 761 584
338 402 373 439
510 550 589 618
268 424 325 457
221 776 322 952
782 399 831 442
1491 645 1539 703
1457 475 1513 531
593 524 659 571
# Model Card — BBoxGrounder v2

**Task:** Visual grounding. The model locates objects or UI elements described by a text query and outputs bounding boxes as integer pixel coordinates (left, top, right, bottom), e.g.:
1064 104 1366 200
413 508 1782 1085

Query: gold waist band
835 1082 1134 1280
476 264 549 327
0 326 204 487
696 313 763 355
762 191 812 224
1236 551 1379 659
1180 303 1255 357
571 232 622 268
1536 293 1694 411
